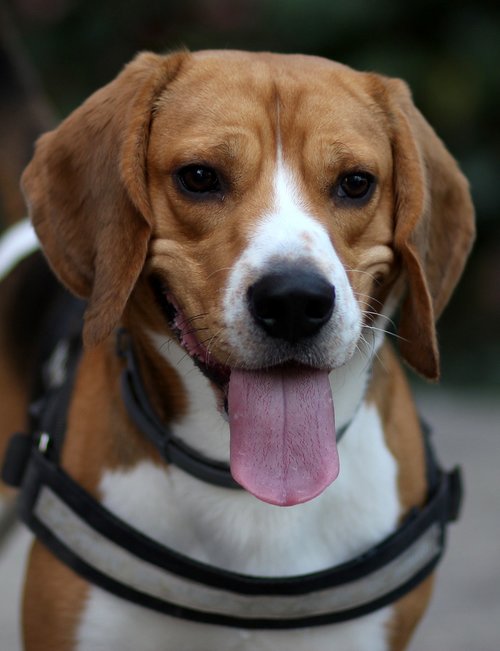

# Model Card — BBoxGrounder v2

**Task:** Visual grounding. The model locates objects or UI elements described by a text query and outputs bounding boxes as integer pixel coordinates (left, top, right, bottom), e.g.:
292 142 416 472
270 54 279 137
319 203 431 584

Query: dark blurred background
1 0 499 387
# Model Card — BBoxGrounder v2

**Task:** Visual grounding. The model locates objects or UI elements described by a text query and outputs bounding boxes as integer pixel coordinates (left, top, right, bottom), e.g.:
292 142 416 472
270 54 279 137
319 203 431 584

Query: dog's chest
75 401 399 650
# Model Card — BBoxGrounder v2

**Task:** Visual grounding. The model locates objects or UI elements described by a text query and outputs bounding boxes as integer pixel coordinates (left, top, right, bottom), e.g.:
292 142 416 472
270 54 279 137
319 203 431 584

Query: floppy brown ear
21 51 187 346
382 79 475 380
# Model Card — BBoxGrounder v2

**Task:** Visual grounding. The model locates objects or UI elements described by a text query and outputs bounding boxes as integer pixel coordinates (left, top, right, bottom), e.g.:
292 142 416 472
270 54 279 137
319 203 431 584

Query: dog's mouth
152 280 339 507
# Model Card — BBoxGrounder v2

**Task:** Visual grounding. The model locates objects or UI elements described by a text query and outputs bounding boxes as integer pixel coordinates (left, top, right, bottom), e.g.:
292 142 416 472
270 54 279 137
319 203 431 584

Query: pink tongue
228 366 339 506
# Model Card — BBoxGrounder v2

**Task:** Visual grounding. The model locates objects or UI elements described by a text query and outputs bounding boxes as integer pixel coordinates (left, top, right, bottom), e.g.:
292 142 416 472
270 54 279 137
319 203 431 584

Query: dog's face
22 51 474 505
146 53 394 374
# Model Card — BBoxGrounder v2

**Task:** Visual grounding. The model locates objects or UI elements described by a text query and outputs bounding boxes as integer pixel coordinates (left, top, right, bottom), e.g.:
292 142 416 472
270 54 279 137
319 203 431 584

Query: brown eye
336 172 375 201
176 165 221 195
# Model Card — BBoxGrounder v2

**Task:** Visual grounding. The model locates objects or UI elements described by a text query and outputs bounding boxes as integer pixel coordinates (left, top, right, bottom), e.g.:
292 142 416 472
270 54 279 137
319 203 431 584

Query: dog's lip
154 287 231 392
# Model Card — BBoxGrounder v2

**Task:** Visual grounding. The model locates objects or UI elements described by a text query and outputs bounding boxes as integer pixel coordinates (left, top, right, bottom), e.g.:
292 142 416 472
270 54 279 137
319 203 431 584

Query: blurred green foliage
4 0 500 385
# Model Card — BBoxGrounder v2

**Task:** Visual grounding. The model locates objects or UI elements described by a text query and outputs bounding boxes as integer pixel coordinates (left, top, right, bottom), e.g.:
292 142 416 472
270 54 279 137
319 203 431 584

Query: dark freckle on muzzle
247 267 335 344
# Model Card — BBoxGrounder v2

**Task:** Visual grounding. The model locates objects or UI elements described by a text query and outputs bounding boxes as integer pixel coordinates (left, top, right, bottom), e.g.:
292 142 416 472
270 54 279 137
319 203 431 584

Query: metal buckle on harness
37 432 52 455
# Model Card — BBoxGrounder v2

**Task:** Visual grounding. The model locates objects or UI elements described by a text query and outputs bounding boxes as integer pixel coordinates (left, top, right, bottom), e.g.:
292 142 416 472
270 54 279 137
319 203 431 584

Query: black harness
2 293 463 629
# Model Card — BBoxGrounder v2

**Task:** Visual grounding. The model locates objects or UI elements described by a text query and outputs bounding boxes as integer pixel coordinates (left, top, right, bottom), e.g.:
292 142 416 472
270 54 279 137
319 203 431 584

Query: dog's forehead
153 51 389 151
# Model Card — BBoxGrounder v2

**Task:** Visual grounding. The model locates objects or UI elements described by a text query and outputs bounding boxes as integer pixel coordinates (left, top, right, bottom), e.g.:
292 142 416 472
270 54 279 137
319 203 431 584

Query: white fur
329 334 376 431
76 157 399 649
149 332 230 461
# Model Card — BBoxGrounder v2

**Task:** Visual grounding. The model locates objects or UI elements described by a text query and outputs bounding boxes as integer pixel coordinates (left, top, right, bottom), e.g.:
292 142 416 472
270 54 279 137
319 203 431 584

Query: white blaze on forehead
247 161 338 275
223 155 362 369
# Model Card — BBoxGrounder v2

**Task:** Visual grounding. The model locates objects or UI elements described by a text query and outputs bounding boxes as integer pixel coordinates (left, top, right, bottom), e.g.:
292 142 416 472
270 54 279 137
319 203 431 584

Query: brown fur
23 542 88 651
369 345 433 647
0 50 474 649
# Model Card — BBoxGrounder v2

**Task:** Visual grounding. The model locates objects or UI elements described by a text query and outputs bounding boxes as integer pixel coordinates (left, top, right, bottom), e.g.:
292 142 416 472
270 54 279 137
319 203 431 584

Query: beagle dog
0 50 474 651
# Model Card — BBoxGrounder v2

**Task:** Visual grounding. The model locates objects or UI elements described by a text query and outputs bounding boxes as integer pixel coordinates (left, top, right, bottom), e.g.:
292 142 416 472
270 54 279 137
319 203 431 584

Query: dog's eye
176 165 221 195
336 172 375 201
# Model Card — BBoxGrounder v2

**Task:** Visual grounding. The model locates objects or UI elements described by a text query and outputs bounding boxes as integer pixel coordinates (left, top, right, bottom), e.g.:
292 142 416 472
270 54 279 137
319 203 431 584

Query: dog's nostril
248 269 335 343
305 294 333 320
250 294 276 322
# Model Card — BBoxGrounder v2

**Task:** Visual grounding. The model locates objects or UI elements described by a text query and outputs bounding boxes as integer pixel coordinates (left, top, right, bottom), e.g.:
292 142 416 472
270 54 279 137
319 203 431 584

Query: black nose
248 269 335 343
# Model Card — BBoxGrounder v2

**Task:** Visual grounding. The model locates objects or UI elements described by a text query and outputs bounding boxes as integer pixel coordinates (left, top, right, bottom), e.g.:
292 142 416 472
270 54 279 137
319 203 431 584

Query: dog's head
22 51 474 505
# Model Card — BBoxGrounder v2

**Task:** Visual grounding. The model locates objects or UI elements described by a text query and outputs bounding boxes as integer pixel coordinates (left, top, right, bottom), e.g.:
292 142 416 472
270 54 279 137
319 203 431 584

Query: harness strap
118 330 241 489
2 431 462 629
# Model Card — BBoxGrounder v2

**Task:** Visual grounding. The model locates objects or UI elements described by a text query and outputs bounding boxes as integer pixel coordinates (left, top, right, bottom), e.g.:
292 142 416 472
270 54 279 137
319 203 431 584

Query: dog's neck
145 328 379 464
